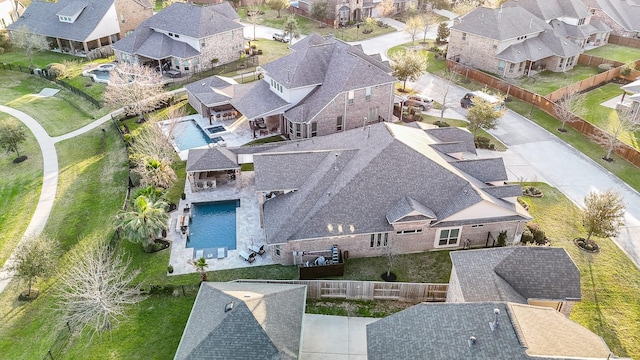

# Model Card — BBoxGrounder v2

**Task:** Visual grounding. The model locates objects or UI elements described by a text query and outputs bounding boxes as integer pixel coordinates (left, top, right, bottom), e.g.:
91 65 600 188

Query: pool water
187 200 240 251
206 125 226 134
172 120 213 150
89 69 110 81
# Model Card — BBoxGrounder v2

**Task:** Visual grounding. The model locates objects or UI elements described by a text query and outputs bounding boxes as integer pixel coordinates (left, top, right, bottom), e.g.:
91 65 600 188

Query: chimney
467 336 477 348
489 308 500 331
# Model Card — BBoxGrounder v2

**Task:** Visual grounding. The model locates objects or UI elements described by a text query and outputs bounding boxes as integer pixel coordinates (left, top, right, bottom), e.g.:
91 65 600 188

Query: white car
272 33 290 43
406 94 434 111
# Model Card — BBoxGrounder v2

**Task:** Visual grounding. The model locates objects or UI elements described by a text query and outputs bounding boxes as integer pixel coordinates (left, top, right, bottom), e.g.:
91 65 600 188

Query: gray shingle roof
185 76 236 107
386 196 436 223
451 158 509 182
496 28 582 62
8 0 115 42
481 184 524 198
424 127 477 154
452 5 548 41
186 147 239 172
229 81 291 120
56 1 87 17
450 247 581 303
174 282 306 360
253 123 529 244
510 0 590 21
584 0 640 32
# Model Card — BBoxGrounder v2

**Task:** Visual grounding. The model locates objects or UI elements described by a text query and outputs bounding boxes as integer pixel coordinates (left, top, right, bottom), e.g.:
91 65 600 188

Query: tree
0 119 27 160
452 0 481 15
592 108 640 160
246 5 264 41
103 63 168 119
437 68 461 121
391 50 428 91
58 241 145 335
284 15 301 44
405 16 424 48
137 157 177 189
376 0 395 18
266 0 289 18
9 234 59 299
364 17 377 32
435 22 450 44
582 189 625 242
554 91 585 131
311 0 328 21
116 195 169 252
11 26 48 68
189 257 209 282
466 97 504 139
421 11 437 44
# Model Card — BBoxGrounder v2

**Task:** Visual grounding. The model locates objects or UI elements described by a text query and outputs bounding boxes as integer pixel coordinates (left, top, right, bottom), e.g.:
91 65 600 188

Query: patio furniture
239 250 256 263
249 244 265 256
195 249 204 259
217 247 227 259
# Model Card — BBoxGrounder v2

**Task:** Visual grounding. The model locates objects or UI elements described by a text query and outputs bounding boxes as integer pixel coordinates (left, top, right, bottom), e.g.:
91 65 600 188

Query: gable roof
174 282 306 360
583 0 640 33
450 247 581 303
366 302 612 360
251 123 530 244
8 0 115 41
496 28 583 62
452 5 548 41
185 76 237 107
511 0 591 21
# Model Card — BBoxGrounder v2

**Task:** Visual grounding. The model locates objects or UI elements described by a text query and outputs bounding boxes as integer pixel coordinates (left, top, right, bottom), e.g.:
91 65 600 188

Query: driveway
410 73 640 269
301 314 376 360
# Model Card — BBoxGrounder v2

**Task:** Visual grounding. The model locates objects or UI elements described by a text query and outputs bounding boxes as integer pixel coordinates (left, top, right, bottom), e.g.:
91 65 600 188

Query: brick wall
193 28 245 71
589 8 638 38
447 30 499 74
114 0 153 38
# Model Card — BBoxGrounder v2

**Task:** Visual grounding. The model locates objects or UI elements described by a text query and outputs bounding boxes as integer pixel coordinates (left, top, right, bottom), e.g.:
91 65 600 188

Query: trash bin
343 250 349 261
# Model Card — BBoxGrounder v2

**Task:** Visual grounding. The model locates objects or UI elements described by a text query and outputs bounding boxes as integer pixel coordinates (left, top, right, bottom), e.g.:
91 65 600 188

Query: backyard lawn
510 65 600 95
584 43 640 63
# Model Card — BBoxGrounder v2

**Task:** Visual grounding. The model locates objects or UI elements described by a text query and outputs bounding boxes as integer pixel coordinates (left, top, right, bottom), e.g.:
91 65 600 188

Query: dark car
460 91 504 110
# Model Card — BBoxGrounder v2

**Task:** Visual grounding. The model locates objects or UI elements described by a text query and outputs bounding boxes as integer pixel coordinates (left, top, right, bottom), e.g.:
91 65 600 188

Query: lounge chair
195 250 204 260
249 244 265 256
239 250 255 263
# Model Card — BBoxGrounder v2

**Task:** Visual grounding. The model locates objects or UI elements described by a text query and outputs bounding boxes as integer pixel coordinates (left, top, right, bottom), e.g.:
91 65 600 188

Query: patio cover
230 81 291 120
186 147 239 172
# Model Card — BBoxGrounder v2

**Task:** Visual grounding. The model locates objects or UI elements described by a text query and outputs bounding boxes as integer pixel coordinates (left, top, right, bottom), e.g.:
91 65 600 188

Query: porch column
107 36 113 45
69 41 75 54
158 59 162 73
56 38 62 51
83 41 89 53
97 38 102 47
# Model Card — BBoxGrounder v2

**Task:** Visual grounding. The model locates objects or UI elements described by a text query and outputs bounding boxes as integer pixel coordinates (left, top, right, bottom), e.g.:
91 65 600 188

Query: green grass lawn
584 43 640 63
511 65 600 95
387 43 448 75
521 183 640 359
0 48 78 69
0 114 43 266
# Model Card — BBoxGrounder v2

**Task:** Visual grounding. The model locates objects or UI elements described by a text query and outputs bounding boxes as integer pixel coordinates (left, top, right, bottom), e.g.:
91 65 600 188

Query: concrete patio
301 314 377 360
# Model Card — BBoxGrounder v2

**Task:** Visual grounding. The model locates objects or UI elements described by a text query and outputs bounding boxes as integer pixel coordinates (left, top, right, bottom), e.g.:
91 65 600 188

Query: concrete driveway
301 314 377 360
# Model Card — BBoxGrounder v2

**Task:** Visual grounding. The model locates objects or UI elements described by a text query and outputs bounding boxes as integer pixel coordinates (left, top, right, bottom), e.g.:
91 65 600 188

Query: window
518 62 524 72
336 116 343 131
310 122 317 137
121 14 125 23
462 32 466 41
437 228 461 247
200 39 206 47
578 18 585 25
396 229 423 235
365 87 371 101
274 244 281 256
348 91 354 104
471 224 484 228
497 60 505 72
509 63 515 72
370 233 389 247
295 123 301 138
288 120 294 136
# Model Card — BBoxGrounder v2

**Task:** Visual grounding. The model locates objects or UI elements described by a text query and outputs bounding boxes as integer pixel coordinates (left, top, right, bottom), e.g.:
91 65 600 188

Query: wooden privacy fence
608 34 640 49
234 279 448 302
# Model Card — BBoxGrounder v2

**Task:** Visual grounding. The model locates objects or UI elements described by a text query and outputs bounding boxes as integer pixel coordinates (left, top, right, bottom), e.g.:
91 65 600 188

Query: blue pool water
187 200 240 251
89 69 110 81
172 120 212 151
206 125 226 134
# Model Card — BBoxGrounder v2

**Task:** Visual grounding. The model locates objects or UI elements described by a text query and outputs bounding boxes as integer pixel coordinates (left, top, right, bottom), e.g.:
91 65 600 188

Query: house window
295 123 301 138
471 224 484 228
201 39 206 47
578 18 585 25
436 228 461 247
518 62 524 72
396 229 423 235
288 120 294 135
310 122 317 137
462 32 466 41
365 87 371 101
509 63 515 72
336 115 343 131
498 60 505 72
348 91 355 104
370 233 389 247
121 14 125 23
274 244 281 256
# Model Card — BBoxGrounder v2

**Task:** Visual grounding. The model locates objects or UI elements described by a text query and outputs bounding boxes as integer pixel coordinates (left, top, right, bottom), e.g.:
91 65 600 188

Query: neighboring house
583 0 640 38
0 0 24 30
620 78 640 122
174 282 307 360
295 0 416 23
185 122 531 265
113 2 244 75
446 247 581 316
447 3 589 78
367 302 617 360
7 0 152 56
187 33 396 140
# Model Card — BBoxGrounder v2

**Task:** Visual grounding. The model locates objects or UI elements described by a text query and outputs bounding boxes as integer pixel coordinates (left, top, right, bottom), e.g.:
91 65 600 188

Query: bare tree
391 50 428 91
554 91 585 132
9 234 59 299
592 108 640 161
376 0 395 18
266 0 289 18
103 63 168 119
421 11 438 44
405 16 424 48
284 15 301 44
10 26 48 68
246 5 263 41
452 0 481 15
57 241 146 335
582 189 625 242
437 68 461 121
311 0 328 21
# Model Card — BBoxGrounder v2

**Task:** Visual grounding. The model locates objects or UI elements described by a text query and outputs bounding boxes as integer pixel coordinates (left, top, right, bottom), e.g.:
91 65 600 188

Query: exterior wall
528 299 576 316
186 91 210 119
589 8 638 38
114 0 153 38
191 28 244 72
84 4 121 42
445 267 464 303
447 30 500 74
538 55 578 73
0 0 19 30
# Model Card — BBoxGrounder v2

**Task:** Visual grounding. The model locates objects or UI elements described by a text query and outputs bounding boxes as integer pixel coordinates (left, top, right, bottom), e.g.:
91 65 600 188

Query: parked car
460 91 504 110
272 33 290 43
406 94 434 111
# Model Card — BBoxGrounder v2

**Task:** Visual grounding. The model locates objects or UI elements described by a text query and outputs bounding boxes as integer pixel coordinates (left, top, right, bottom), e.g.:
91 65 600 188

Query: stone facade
114 0 153 38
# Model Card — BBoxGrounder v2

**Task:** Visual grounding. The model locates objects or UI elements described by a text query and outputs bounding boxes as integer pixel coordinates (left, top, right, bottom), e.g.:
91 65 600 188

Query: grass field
584 43 640 63
510 65 600 95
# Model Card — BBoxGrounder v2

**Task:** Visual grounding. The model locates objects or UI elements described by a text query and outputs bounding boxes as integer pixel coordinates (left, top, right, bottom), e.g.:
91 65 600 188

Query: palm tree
117 195 169 252
189 257 208 282
138 157 177 189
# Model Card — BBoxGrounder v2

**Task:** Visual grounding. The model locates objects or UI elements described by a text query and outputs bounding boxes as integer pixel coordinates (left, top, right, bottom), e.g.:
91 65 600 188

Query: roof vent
467 336 477 347
225 301 234 312
244 293 251 298
489 308 500 331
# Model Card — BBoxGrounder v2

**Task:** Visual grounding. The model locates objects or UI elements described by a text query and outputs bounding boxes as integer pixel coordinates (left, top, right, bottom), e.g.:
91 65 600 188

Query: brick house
7 0 152 56
446 247 582 316
447 0 608 78
185 122 532 265
583 0 640 38
112 2 244 75
186 33 396 139
294 0 417 24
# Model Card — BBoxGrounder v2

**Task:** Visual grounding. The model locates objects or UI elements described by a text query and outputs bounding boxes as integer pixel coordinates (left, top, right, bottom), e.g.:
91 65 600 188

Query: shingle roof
424 127 477 154
451 158 508 182
367 302 611 360
174 282 306 360
8 0 115 42
386 196 437 223
186 147 239 172
252 123 529 244
185 76 237 107
496 29 583 62
584 0 640 32
56 1 87 17
229 81 291 120
452 5 548 41
449 247 581 303
511 0 590 21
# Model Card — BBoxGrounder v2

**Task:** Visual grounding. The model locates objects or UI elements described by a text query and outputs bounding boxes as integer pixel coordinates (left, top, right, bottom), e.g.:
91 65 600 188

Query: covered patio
186 147 241 192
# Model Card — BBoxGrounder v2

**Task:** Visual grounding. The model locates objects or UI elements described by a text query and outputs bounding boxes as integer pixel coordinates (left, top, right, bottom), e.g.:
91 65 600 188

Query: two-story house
583 0 640 38
7 0 152 56
447 1 599 78
112 2 244 75
295 0 417 24
186 33 396 139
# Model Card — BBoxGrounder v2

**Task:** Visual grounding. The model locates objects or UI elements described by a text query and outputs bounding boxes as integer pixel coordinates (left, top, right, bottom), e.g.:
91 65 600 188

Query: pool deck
168 171 277 275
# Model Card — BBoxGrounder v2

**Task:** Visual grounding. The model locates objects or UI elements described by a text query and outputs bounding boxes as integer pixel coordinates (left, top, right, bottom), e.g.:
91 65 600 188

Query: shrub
526 223 546 244
496 230 507 247
597 63 613 73
433 120 450 127
620 61 635 76
521 228 534 244
474 136 491 149
46 63 69 79
86 46 114 61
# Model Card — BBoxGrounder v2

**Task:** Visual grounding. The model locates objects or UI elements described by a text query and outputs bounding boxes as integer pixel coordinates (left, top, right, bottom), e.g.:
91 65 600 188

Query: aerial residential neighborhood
0 0 639 359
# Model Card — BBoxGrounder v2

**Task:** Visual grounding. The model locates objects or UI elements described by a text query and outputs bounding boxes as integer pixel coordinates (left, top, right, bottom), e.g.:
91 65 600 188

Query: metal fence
40 322 72 360
234 279 448 302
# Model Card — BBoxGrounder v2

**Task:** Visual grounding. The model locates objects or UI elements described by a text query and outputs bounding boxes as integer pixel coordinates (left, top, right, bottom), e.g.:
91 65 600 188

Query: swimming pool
172 120 213 151
205 125 226 135
187 200 240 253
